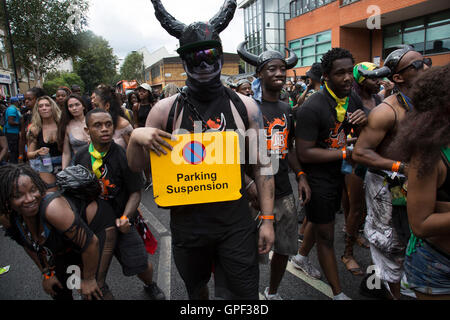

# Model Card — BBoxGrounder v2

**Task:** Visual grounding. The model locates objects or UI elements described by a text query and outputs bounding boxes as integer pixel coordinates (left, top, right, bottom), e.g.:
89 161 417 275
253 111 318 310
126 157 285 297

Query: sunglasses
183 47 222 67
396 58 432 74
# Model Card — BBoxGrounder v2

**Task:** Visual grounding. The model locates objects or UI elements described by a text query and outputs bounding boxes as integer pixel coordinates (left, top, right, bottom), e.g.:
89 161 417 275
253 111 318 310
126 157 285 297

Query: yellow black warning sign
150 131 242 207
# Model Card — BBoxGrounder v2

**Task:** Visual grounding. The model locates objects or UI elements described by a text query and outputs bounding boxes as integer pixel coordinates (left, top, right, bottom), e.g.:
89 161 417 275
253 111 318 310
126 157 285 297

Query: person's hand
258 220 274 254
131 127 173 156
42 275 63 297
81 278 103 300
348 109 367 126
116 216 131 234
37 147 49 156
297 175 311 205
380 79 394 92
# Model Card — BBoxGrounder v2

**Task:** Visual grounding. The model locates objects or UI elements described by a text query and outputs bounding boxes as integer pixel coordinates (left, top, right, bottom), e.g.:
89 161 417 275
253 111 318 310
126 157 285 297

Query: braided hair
0 164 47 216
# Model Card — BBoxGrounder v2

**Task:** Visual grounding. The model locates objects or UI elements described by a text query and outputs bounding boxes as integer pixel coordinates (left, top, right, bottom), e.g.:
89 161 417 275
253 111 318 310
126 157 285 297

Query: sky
87 0 245 62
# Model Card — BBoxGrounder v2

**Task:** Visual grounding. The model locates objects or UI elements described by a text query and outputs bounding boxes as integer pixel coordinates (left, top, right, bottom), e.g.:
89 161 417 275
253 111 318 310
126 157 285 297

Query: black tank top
437 149 450 202
137 103 152 127
37 130 61 158
166 87 252 234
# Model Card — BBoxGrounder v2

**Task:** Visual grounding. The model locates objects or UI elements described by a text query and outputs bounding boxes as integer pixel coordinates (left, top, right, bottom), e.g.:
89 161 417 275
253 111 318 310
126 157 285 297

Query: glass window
403 30 424 45
301 56 315 66
404 17 424 32
290 40 301 49
302 37 314 46
317 32 331 42
428 10 450 27
302 46 314 56
426 24 450 42
290 30 331 67
383 10 450 57
316 42 330 54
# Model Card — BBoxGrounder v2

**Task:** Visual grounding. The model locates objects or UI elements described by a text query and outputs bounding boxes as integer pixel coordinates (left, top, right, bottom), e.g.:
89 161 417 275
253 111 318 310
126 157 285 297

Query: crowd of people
0 0 448 301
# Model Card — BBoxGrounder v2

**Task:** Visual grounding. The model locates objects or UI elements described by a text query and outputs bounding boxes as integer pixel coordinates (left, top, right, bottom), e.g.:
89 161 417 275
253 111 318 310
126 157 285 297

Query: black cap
306 62 323 83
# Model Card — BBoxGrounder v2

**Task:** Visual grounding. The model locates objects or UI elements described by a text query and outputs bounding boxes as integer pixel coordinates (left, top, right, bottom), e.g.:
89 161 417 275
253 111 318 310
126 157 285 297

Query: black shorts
172 224 259 300
114 225 148 276
305 180 343 225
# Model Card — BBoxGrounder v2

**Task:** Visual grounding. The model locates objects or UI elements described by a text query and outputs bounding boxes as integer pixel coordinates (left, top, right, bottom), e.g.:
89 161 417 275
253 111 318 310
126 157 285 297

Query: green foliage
2 0 89 81
73 31 118 93
120 51 145 82
43 72 84 96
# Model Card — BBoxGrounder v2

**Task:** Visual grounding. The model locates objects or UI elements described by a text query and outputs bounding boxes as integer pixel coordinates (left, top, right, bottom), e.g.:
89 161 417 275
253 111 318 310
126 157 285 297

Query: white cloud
87 0 245 59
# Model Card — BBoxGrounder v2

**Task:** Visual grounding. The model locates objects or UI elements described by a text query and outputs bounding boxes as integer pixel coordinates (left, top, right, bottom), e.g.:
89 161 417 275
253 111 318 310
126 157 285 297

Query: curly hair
0 164 47 216
390 64 450 178
321 47 354 75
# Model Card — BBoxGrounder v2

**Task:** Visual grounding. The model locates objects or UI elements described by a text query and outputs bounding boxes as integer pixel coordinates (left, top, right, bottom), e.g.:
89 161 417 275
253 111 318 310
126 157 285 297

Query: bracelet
297 171 305 179
245 180 255 190
258 215 274 220
43 270 55 280
342 147 347 160
120 215 129 221
391 161 401 172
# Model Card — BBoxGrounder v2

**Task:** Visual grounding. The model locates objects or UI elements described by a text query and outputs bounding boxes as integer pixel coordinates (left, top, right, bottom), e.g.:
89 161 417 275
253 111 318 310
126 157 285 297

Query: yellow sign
150 131 243 207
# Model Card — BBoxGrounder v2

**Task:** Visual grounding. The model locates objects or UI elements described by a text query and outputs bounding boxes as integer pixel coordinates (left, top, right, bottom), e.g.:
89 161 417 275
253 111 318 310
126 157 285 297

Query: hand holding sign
132 127 174 156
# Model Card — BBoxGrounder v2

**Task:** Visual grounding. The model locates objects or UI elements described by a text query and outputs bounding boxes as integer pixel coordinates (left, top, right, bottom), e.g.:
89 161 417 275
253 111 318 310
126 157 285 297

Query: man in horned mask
127 0 274 300
237 42 311 300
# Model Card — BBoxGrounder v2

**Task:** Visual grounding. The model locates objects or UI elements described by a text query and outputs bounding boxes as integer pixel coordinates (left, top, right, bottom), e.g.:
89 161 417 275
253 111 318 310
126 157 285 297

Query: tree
1 0 89 86
120 51 145 82
43 71 84 96
73 31 118 93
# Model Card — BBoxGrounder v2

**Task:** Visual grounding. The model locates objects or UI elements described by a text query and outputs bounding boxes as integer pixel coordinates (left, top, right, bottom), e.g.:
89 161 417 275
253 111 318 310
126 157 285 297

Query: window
289 30 331 67
289 0 335 18
383 10 450 58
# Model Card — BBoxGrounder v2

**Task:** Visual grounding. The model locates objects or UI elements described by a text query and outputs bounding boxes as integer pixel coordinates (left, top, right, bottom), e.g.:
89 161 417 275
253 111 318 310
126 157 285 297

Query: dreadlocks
0 164 47 215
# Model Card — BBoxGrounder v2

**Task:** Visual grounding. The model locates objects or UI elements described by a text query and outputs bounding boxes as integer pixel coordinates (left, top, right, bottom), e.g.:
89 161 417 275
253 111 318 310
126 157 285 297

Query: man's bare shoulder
146 94 179 128
235 92 259 114
367 96 398 130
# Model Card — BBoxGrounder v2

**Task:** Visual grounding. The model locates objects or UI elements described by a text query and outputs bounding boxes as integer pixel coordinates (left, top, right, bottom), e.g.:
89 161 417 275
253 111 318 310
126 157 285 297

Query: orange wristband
259 215 274 220
392 161 401 172
43 271 55 280
342 147 347 160
120 215 128 221
297 171 305 178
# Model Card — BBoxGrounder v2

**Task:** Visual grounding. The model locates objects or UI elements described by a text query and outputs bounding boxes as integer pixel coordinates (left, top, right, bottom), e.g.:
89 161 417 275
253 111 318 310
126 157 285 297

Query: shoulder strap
381 101 398 128
224 87 249 130
166 93 183 133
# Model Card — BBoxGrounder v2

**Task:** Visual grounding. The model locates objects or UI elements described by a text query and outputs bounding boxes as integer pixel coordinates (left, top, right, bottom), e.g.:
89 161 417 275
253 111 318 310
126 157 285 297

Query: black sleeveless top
165 87 253 234
37 130 61 158
137 103 152 127
437 150 450 202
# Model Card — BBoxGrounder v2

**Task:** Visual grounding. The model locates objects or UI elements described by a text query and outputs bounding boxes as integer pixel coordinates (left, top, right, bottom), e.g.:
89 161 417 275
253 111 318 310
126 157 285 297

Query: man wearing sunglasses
127 0 275 300
353 46 431 299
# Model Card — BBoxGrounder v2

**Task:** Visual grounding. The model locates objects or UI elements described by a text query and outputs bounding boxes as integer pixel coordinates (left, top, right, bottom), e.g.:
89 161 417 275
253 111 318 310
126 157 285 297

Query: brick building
286 0 450 76
144 52 242 91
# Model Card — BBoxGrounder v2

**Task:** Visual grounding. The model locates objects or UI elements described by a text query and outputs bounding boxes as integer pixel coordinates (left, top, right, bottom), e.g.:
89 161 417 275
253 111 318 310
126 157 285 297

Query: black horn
237 41 259 66
209 0 237 34
151 0 186 39
285 47 298 69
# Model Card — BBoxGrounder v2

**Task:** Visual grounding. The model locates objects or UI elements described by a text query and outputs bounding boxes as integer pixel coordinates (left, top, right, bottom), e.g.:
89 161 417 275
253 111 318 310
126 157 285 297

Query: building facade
144 52 242 91
0 28 15 98
238 0 291 72
286 0 450 76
